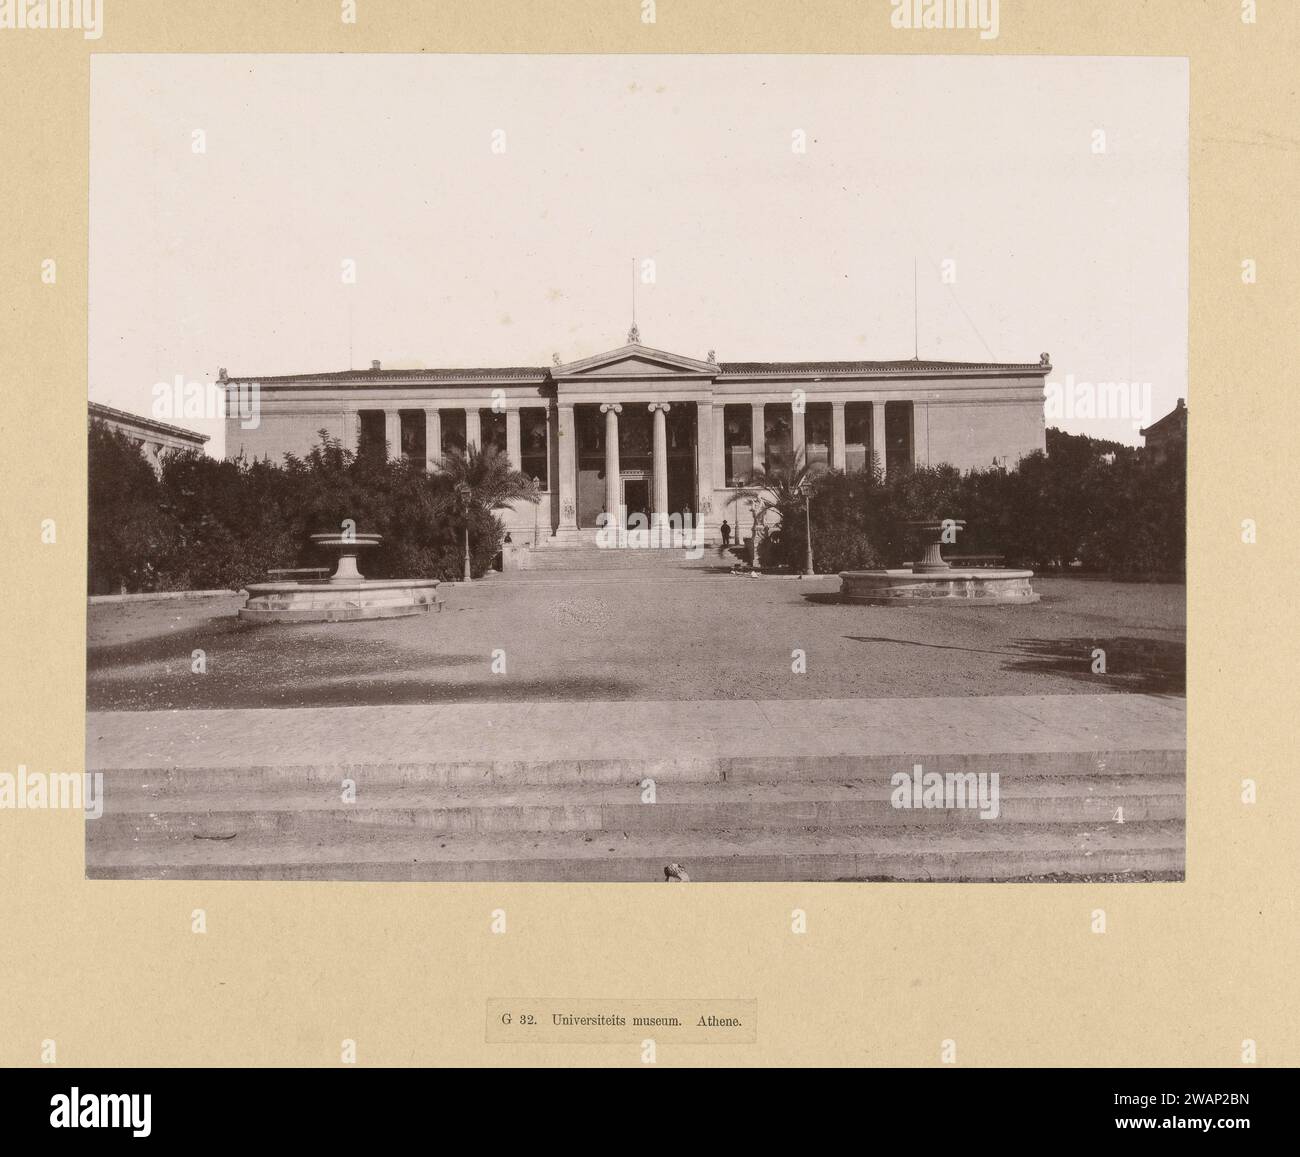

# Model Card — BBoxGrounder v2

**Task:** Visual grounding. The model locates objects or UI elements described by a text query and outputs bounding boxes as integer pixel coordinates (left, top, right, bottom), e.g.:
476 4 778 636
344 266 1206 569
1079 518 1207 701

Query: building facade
90 400 210 474
223 339 1049 543
1140 397 1187 465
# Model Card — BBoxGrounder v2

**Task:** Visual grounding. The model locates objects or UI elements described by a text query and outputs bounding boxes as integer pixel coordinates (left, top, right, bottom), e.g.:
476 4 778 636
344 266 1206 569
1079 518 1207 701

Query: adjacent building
223 337 1050 543
89 400 209 473
1140 398 1187 465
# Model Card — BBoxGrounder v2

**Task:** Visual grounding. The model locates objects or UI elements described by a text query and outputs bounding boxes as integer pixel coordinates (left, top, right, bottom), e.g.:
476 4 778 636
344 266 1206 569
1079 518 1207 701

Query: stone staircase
86 749 1184 882
512 533 730 574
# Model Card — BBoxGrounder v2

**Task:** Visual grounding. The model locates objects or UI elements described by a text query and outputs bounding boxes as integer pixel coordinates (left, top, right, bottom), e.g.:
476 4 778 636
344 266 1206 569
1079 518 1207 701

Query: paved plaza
87 575 1184 712
86 575 1185 882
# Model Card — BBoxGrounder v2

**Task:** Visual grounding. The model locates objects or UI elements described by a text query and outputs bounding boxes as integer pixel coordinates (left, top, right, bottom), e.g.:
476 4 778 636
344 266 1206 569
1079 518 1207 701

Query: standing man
720 519 732 548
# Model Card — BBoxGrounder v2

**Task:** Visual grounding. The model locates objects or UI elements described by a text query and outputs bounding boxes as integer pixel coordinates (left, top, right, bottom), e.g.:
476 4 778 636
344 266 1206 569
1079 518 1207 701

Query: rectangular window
845 402 870 474
805 402 831 469
481 409 507 454
765 404 793 474
885 401 914 476
357 410 385 460
440 409 466 457
520 406 548 489
399 410 425 465
723 403 749 486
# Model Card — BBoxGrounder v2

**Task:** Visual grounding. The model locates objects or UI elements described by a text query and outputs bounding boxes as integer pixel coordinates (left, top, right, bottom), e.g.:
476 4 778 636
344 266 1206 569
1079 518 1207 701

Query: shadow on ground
87 615 642 709
89 668 641 710
846 633 1185 695
88 615 475 673
1000 635 1184 695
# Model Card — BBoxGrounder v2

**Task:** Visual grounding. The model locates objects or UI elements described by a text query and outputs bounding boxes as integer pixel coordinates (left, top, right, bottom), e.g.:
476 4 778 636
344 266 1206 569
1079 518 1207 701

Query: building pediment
553 343 719 381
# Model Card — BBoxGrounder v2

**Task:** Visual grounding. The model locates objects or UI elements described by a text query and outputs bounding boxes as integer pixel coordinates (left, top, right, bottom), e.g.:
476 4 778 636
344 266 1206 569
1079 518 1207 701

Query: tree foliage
760 427 1184 578
89 422 1184 593
87 426 520 593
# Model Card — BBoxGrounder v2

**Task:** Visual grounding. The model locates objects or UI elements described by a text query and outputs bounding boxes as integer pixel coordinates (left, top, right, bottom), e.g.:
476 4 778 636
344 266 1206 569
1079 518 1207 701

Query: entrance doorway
621 477 650 523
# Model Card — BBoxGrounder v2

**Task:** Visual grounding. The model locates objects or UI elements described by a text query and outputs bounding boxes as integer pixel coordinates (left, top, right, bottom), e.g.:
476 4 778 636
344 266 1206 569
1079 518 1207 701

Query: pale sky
90 54 1187 456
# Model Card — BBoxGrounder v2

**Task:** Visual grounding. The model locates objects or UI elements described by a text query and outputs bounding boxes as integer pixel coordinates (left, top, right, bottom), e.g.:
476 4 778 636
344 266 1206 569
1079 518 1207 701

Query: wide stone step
523 555 722 570
93 749 1185 793
86 820 1186 882
91 775 1185 838
96 748 1185 795
490 570 741 584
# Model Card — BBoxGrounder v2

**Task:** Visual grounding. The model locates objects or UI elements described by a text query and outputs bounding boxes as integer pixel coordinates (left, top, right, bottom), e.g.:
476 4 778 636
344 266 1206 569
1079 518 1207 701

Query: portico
223 339 1051 546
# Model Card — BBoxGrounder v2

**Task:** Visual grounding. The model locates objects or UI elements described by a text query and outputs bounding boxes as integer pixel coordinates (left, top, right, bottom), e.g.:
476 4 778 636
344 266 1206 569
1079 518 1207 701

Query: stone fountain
839 518 1038 606
239 532 441 623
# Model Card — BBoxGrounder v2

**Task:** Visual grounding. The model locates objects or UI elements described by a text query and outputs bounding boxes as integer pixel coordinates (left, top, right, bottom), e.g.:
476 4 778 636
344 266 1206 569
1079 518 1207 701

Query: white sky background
90 54 1188 457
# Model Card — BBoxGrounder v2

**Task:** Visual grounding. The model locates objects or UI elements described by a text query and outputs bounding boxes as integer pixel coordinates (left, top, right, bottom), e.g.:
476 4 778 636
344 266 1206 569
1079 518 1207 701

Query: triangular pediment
553 343 718 379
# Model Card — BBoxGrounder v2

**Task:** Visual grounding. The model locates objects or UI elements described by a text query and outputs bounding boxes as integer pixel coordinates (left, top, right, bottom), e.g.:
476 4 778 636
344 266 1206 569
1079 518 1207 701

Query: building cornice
224 349 1053 391
224 368 550 387
89 401 209 444
717 359 1051 380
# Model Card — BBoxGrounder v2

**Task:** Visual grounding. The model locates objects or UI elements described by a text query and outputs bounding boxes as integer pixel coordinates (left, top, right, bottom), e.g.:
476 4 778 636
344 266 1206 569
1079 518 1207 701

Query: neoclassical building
223 336 1049 544
90 400 210 475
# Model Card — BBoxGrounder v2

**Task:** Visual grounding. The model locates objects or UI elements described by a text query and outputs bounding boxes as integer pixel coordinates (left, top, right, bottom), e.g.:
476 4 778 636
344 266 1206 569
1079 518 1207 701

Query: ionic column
749 402 766 478
870 401 888 477
791 402 806 469
695 400 714 528
385 410 402 461
911 401 926 468
464 407 482 453
557 404 578 531
649 402 671 526
424 408 441 471
506 408 522 470
830 401 846 471
600 403 622 520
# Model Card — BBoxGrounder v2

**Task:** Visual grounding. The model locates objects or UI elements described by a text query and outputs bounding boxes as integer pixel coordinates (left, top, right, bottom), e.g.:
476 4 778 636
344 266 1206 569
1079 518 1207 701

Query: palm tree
734 452 826 571
432 444 540 581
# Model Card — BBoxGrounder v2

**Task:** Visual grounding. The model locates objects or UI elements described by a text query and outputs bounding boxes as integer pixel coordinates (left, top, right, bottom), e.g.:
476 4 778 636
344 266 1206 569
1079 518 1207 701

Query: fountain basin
239 577 441 623
309 531 381 583
839 568 1039 606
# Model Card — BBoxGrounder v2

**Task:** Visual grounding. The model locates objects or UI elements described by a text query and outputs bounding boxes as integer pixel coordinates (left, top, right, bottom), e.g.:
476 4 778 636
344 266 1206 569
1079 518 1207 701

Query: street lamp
800 478 815 576
457 481 473 583
747 497 761 572
531 475 541 546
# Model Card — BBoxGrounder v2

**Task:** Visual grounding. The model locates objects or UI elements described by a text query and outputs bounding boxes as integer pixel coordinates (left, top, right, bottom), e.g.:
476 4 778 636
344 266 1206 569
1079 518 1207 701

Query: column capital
647 401 671 413
600 402 623 414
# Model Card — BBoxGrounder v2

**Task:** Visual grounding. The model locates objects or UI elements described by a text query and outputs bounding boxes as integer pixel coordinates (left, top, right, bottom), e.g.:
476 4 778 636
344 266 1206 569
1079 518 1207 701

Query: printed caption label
487 998 757 1043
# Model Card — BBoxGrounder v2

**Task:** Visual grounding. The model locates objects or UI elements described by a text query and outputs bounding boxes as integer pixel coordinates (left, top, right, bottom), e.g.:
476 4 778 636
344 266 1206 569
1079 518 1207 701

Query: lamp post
458 481 473 582
748 497 761 572
531 475 540 546
801 479 815 576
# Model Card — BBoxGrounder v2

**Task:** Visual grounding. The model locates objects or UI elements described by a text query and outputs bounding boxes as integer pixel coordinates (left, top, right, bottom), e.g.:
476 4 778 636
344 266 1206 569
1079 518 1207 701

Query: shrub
757 429 1183 579
89 423 1184 592
89 428 515 592
88 423 180 594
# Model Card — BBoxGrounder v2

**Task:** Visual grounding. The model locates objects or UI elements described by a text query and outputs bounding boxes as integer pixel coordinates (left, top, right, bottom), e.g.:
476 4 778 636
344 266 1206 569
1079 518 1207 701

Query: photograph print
86 53 1187 883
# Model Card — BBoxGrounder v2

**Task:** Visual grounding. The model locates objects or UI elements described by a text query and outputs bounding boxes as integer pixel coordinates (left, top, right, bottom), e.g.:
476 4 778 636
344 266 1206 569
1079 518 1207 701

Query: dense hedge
761 428 1185 578
89 425 504 594
90 422 1184 593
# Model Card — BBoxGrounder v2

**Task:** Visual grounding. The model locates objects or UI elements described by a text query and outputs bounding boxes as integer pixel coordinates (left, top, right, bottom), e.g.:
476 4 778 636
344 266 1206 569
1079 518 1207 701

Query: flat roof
89 400 210 443
226 357 1050 385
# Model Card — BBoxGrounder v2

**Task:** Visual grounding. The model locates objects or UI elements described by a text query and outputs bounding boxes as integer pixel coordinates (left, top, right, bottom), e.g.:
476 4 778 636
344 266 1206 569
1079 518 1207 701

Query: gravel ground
87 575 1185 711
